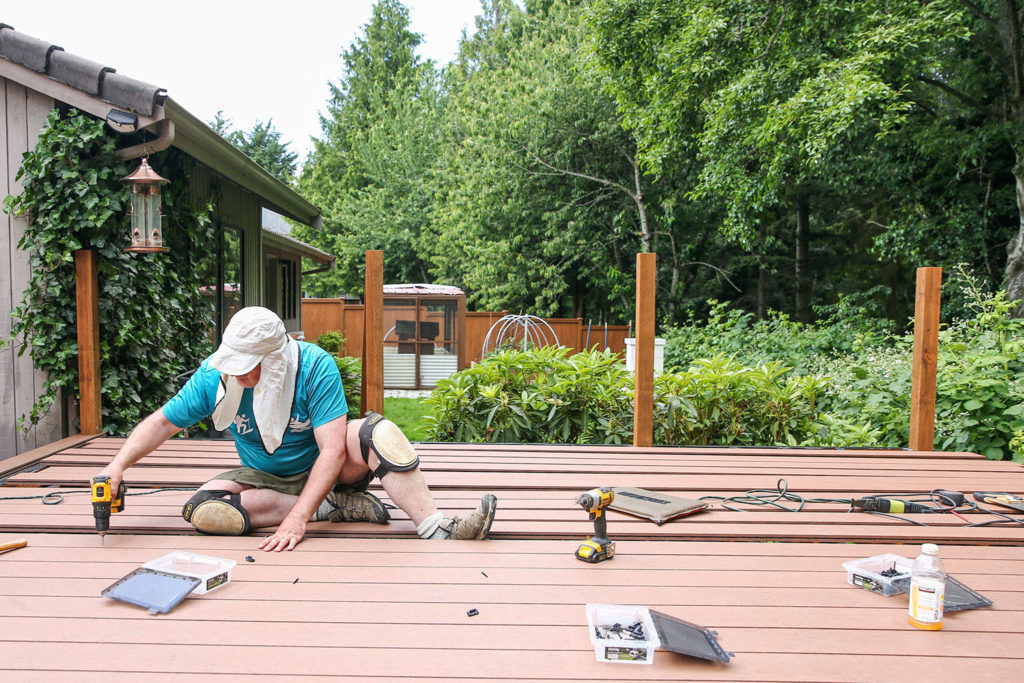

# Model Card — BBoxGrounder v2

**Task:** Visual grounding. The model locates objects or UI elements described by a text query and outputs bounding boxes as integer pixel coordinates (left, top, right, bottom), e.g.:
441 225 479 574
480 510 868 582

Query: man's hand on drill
95 466 124 499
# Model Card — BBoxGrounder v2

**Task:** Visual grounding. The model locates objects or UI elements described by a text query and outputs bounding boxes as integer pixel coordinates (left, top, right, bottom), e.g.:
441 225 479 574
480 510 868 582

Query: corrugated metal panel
383 352 416 387
420 355 458 388
381 349 458 389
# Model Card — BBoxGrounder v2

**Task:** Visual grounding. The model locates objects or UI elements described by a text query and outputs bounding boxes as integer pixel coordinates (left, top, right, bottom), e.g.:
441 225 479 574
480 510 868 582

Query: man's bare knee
199 479 248 493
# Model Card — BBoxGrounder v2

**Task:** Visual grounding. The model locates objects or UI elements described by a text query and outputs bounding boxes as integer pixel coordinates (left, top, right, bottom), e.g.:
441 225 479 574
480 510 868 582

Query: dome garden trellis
479 314 558 357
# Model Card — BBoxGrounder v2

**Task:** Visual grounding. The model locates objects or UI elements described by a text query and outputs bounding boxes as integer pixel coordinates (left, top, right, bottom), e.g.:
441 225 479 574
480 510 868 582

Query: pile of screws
594 620 647 641
879 563 907 578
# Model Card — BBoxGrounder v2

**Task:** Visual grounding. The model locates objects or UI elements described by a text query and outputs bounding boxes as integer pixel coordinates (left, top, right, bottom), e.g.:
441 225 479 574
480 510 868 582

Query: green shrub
333 355 362 418
1009 428 1024 463
813 286 1024 459
423 346 633 443
425 347 828 446
655 355 828 446
932 290 1024 459
313 330 345 355
663 299 892 374
810 342 913 447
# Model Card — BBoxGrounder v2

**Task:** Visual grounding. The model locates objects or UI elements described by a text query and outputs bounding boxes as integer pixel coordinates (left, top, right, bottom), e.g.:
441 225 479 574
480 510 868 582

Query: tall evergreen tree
297 0 439 296
208 112 298 185
235 119 298 184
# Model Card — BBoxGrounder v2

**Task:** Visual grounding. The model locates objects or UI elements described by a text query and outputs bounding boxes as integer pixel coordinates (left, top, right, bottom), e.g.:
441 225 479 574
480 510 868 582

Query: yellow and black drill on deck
91 475 126 544
575 487 615 563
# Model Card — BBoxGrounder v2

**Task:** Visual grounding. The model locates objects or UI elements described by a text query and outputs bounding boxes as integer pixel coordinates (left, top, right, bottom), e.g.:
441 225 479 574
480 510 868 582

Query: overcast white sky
3 1 487 163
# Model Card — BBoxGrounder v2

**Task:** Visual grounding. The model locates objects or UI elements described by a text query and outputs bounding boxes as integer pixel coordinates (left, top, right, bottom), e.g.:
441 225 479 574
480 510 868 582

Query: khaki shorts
209 467 372 496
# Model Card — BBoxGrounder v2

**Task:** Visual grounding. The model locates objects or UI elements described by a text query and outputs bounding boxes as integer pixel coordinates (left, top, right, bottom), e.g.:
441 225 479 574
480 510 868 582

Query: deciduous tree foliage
587 0 1024 317
430 0 651 319
429 0 734 321
296 0 1021 327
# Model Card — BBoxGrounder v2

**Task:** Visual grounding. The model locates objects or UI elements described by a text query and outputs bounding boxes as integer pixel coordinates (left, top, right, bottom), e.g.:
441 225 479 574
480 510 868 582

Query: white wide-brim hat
208 307 286 375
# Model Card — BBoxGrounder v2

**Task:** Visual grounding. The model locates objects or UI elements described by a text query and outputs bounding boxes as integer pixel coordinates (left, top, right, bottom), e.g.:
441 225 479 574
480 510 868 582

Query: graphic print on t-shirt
233 413 254 435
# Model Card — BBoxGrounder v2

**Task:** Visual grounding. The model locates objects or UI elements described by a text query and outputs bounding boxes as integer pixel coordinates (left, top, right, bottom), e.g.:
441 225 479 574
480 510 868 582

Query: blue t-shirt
163 341 348 476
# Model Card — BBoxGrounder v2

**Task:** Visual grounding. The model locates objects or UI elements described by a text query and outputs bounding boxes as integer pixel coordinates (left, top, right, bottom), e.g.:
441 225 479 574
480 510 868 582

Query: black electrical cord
0 487 197 505
699 480 1024 527
966 508 1024 527
699 478 851 512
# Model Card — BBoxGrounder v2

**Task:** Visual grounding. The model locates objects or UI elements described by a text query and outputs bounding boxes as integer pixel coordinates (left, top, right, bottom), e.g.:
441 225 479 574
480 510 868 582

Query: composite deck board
74 437 986 457
4 485 1021 510
0 535 1022 681
3 490 1023 545
1 438 1022 680
8 465 1021 493
35 452 1021 476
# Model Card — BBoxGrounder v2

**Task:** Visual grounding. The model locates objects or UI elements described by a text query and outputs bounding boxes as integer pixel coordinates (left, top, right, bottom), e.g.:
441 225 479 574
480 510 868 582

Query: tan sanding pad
609 487 710 525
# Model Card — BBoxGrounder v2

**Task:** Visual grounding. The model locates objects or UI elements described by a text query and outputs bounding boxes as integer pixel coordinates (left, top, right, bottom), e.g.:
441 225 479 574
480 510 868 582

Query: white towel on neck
209 307 299 454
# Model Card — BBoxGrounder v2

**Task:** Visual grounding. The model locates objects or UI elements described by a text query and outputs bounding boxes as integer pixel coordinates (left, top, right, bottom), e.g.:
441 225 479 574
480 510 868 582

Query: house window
280 258 297 321
199 225 244 344
264 251 300 327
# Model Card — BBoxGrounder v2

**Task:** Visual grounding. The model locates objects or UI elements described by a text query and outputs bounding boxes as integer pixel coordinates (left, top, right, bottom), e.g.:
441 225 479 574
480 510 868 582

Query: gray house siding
1 75 63 460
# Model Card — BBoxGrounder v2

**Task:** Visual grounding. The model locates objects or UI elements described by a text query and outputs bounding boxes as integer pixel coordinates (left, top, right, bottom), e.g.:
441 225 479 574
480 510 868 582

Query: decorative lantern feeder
122 157 169 253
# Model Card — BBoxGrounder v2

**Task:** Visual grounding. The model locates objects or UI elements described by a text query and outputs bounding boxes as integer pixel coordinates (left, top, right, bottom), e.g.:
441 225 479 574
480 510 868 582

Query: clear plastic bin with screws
585 603 660 664
842 553 913 596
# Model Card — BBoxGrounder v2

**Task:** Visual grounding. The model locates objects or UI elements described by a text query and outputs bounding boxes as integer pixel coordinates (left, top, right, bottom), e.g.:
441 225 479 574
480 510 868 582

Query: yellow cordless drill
91 475 126 544
575 487 615 563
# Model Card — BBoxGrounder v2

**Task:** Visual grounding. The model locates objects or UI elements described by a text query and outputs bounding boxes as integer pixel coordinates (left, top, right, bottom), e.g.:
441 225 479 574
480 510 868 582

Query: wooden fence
301 298 630 364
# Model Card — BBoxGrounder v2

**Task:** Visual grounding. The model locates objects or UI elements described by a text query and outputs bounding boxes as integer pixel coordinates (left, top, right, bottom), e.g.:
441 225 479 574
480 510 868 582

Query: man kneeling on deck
94 306 496 551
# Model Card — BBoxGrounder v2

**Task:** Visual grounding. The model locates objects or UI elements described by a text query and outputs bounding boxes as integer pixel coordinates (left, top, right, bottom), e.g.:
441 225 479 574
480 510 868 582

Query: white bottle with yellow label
908 543 945 630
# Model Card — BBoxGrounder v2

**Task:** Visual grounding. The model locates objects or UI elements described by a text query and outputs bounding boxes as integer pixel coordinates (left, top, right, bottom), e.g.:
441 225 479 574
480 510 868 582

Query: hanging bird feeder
122 157 169 253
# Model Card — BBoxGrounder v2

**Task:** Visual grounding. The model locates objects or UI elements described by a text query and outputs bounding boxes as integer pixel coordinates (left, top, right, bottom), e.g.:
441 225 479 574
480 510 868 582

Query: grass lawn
384 396 433 441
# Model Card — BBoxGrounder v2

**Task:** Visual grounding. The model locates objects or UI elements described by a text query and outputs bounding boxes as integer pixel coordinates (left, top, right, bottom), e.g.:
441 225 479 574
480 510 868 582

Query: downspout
115 119 175 160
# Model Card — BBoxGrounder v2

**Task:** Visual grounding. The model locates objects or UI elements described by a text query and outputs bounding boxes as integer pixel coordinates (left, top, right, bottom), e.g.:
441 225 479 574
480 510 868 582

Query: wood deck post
633 252 656 447
361 250 384 417
909 266 942 451
456 294 468 371
74 249 102 434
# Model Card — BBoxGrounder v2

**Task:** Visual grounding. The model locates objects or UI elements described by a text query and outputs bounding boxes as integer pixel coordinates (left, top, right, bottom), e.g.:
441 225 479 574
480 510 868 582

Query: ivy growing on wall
3 108 216 434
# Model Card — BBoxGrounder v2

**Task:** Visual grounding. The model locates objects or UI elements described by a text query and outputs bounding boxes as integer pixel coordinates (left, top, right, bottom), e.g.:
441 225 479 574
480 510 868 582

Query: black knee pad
182 489 251 535
358 411 420 480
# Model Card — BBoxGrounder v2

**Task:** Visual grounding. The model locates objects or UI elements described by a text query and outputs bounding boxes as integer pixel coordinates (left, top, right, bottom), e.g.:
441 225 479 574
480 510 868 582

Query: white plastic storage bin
142 551 236 594
585 603 660 664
